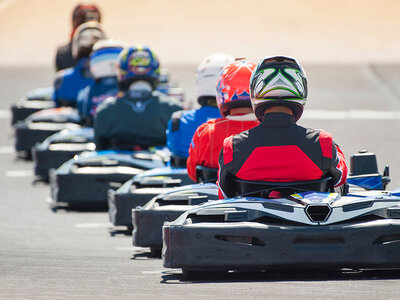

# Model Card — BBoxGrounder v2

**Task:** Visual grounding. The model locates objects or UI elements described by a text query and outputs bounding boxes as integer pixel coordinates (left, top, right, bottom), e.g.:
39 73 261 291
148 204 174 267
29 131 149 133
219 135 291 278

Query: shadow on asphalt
160 268 400 284
130 251 160 260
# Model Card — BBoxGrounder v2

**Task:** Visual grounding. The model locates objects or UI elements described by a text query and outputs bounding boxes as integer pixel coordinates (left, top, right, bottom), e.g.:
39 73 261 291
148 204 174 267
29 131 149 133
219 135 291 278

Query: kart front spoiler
108 187 175 227
133 206 189 248
163 219 400 271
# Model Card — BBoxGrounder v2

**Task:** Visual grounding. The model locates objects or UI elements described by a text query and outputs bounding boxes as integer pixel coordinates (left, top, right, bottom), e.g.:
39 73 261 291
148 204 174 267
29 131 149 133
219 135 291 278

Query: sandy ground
0 0 400 67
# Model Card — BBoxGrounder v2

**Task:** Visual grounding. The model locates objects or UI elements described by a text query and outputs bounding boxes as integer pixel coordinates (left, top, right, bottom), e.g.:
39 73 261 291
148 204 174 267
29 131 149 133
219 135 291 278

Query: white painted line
0 110 11 119
142 270 165 274
303 110 400 120
75 222 112 228
0 0 17 13
5 169 33 177
0 146 13 154
115 247 135 251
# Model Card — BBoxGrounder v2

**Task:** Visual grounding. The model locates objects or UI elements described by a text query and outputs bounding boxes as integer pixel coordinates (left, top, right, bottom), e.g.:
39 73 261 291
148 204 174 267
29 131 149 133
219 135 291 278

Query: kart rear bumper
32 148 79 179
49 169 140 207
163 220 400 270
133 206 189 248
108 187 173 227
14 127 57 153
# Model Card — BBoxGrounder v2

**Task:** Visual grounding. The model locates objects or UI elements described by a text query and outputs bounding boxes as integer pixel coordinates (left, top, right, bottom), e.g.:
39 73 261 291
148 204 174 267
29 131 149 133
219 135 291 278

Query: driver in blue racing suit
53 21 105 108
166 53 234 167
77 39 125 126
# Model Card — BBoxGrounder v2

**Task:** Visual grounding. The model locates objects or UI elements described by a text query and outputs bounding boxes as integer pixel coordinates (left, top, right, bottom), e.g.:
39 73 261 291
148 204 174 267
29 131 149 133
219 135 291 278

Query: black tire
149 247 162 258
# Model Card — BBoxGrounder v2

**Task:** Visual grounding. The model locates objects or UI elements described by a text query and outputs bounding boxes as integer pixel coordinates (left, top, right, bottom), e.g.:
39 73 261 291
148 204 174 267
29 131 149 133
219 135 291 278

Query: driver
218 56 348 199
166 53 234 167
53 21 106 108
94 45 182 150
186 60 260 182
55 3 102 71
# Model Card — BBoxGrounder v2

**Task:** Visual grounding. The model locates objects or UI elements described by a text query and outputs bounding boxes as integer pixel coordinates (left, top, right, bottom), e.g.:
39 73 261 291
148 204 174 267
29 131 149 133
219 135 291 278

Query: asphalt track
1 65 400 299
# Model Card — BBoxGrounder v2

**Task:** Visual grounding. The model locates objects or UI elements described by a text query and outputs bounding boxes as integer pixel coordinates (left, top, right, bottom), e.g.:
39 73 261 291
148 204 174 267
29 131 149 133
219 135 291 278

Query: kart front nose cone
305 204 332 223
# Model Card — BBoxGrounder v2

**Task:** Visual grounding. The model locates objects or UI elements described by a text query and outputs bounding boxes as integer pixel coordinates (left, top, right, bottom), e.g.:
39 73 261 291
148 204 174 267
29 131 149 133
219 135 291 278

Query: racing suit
166 105 221 159
55 42 77 71
218 112 348 198
94 91 182 150
186 113 259 182
53 57 94 108
77 76 119 126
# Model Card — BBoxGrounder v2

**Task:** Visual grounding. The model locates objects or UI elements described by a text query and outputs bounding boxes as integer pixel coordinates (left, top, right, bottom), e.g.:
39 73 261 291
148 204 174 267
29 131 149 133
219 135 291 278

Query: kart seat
170 155 187 168
233 176 334 198
196 166 218 184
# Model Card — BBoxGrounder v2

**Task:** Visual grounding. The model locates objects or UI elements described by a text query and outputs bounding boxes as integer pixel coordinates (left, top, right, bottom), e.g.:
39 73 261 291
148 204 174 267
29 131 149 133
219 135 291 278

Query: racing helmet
216 60 257 117
72 3 101 30
196 53 235 105
89 39 126 79
71 21 106 60
117 45 160 91
249 56 308 121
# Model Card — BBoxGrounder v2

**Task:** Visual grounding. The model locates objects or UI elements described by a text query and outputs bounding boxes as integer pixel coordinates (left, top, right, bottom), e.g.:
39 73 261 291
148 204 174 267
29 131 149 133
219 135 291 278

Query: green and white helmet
249 56 307 121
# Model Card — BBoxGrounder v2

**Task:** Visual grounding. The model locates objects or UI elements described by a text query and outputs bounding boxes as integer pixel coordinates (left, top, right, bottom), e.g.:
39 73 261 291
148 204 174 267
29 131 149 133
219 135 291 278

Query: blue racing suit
166 105 221 159
77 76 119 126
53 57 94 108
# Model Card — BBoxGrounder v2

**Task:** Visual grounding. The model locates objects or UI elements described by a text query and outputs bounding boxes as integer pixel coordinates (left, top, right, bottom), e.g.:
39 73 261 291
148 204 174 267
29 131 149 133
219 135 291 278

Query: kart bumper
108 187 174 227
32 143 92 179
49 167 142 207
163 219 400 270
14 123 80 153
11 101 54 125
14 127 58 153
133 206 189 248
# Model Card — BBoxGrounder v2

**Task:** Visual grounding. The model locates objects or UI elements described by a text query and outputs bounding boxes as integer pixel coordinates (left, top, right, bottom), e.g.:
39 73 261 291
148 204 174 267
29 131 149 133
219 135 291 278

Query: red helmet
72 3 101 30
216 60 256 117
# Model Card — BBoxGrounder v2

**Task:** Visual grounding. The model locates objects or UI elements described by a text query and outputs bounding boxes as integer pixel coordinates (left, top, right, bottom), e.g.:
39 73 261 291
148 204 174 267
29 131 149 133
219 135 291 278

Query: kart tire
150 247 162 258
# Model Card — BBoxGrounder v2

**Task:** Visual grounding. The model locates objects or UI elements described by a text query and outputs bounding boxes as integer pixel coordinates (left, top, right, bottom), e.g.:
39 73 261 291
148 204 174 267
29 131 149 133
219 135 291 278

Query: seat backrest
170 155 187 168
233 177 333 198
196 166 218 183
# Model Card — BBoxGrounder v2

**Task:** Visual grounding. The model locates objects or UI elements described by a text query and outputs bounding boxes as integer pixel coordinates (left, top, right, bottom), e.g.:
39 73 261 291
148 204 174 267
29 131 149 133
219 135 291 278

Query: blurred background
1 0 400 66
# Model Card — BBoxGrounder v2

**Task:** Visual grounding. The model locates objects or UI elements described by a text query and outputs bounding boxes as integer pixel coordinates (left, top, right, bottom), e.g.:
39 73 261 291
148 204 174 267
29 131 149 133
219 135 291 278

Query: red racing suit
187 114 259 182
218 113 348 198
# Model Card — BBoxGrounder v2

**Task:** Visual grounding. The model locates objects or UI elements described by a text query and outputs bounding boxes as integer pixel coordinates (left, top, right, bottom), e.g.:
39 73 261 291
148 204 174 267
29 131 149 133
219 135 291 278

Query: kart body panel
132 183 219 249
32 127 95 180
14 107 81 154
108 167 194 227
11 87 54 125
162 188 400 271
49 150 166 207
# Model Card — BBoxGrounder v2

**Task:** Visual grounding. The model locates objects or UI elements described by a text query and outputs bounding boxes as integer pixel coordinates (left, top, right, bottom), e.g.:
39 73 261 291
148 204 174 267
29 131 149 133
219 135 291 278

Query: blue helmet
117 45 160 91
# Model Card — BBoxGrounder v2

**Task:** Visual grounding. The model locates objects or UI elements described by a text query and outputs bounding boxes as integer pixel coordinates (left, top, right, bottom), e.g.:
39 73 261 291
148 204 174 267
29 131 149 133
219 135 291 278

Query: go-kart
32 127 95 181
10 87 54 125
49 149 168 210
162 151 400 280
108 164 194 230
130 166 219 255
14 107 82 158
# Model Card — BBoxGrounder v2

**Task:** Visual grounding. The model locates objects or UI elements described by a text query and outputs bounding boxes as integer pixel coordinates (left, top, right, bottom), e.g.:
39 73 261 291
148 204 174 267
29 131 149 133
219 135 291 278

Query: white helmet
89 39 125 79
195 53 234 101
71 21 106 59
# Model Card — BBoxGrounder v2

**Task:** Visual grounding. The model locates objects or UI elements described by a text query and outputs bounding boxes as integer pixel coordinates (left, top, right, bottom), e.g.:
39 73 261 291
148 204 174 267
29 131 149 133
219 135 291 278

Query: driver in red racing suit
186 60 260 182
218 56 348 199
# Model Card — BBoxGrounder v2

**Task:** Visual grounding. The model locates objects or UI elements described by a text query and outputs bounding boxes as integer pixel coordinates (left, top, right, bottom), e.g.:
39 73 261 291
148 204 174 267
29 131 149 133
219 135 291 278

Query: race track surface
1 65 400 299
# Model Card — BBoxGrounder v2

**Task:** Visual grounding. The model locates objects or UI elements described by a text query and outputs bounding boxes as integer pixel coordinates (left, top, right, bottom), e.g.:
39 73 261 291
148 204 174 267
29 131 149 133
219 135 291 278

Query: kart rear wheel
150 246 161 258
